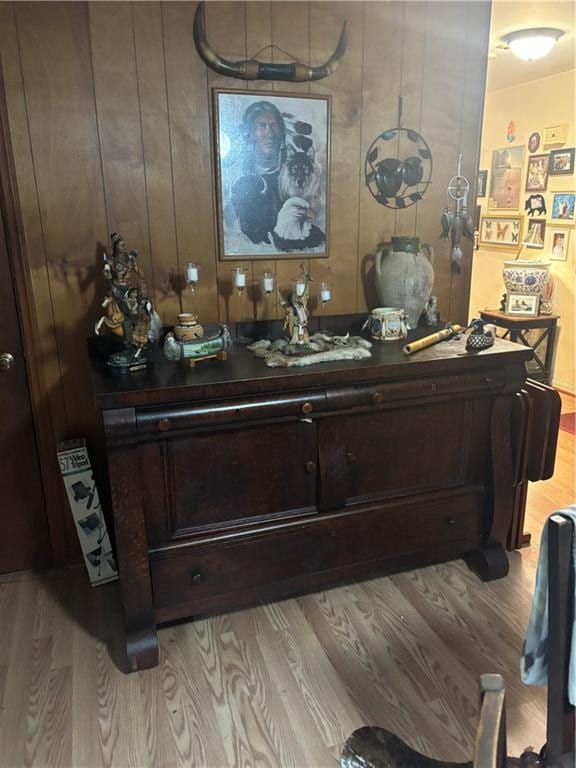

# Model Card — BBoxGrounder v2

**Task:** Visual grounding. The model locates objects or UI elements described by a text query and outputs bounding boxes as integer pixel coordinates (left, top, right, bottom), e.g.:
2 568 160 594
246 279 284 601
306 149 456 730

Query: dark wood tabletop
90 326 533 411
480 310 560 328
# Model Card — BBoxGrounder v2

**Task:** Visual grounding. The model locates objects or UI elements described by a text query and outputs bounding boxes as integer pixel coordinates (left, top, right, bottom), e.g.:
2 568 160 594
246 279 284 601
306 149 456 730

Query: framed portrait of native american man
212 89 331 260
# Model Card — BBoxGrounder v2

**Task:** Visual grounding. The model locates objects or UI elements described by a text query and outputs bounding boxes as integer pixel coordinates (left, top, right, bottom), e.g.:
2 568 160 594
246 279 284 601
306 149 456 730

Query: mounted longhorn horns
193 2 348 82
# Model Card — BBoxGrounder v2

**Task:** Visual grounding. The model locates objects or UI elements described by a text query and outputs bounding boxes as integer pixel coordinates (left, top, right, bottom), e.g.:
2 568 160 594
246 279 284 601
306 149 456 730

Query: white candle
263 275 274 293
234 270 246 288
186 264 198 283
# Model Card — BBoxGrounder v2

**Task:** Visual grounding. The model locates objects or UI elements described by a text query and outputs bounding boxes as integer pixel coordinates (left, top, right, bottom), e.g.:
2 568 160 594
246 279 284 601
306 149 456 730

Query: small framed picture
548 226 570 261
527 131 541 153
551 192 576 221
543 123 568 149
524 193 547 217
525 154 549 192
477 170 487 197
505 293 539 316
548 148 575 175
489 146 524 209
524 219 546 249
479 215 522 248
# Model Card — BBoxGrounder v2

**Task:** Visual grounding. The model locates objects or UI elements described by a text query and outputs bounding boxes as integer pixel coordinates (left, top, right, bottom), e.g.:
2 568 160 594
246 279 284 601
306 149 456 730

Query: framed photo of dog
212 89 331 260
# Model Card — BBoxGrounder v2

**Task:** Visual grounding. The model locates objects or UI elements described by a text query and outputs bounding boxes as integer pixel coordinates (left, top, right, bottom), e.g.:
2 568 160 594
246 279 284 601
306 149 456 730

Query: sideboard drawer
354 369 507 406
136 389 327 435
134 369 506 438
150 489 484 610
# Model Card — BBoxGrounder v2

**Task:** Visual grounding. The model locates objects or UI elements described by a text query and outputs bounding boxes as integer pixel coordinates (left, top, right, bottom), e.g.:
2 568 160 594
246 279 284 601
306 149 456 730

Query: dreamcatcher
440 154 475 274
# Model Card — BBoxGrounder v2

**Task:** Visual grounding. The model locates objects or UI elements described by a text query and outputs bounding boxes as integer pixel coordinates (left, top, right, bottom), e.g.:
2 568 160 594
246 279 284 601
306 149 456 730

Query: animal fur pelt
341 726 472 768
248 334 372 368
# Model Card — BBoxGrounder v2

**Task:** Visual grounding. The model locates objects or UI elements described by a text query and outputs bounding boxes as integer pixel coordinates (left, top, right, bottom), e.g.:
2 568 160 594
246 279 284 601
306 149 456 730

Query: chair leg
474 674 507 768
546 516 575 762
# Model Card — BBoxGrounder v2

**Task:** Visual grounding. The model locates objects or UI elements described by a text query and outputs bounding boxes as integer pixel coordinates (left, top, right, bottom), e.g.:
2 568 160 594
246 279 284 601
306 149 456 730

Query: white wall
469 69 575 393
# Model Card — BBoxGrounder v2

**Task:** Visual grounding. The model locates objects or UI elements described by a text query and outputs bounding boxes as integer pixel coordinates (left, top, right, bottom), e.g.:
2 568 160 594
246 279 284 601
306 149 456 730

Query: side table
480 310 559 385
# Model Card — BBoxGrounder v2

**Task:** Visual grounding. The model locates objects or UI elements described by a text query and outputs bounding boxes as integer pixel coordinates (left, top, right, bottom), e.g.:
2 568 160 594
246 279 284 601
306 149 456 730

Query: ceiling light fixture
501 28 564 62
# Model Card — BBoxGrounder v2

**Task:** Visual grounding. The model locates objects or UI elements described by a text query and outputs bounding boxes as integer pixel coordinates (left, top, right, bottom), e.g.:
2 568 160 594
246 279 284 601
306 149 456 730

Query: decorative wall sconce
319 281 332 306
293 275 308 298
501 28 564 61
184 261 200 291
232 267 248 295
261 271 275 295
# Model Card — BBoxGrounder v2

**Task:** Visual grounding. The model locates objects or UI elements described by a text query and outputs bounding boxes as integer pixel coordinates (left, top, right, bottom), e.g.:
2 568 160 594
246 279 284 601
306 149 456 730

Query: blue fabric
521 505 576 705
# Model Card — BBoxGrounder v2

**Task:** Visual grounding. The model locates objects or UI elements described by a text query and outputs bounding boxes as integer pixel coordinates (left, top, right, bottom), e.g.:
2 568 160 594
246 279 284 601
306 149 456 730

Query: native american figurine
281 264 312 346
95 232 155 373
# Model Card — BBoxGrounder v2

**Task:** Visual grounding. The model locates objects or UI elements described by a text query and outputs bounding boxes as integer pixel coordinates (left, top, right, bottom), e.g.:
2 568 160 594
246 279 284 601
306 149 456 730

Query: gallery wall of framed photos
469 68 575 393
476 133 575 252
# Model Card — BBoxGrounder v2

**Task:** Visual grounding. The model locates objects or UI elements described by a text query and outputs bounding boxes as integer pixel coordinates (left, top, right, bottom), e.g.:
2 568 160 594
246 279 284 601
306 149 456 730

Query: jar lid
503 260 550 268
177 312 198 324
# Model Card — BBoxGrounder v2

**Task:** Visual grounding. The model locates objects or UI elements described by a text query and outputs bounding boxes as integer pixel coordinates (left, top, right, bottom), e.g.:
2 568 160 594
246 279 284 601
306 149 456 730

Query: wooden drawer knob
448 518 456 527
372 391 384 404
191 571 204 585
305 460 316 474
301 402 314 415
158 418 171 432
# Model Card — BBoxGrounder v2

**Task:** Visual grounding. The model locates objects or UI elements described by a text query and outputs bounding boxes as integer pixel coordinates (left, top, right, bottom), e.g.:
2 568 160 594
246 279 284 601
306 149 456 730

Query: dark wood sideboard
90 328 559 672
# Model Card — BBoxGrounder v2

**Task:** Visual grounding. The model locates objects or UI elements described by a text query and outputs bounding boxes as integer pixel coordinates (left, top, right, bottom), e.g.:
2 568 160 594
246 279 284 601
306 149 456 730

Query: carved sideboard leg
125 627 159 672
465 394 514 582
104 409 158 672
464 544 509 581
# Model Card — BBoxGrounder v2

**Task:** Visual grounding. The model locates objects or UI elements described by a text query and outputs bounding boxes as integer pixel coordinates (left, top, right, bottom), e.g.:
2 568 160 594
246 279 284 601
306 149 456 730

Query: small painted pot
174 313 204 342
363 307 408 342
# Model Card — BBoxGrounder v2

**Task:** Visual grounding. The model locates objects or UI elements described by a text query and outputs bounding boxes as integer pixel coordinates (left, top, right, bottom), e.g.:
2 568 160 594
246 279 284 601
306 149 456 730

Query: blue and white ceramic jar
502 259 553 314
503 260 551 294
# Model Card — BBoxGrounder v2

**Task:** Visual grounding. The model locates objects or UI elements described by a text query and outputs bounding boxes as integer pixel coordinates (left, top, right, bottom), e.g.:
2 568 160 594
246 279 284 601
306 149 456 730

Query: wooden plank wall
0 1 490 561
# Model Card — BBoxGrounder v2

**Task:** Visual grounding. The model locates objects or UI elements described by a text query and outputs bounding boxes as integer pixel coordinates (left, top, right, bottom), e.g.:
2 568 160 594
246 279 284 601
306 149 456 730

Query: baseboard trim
552 382 576 397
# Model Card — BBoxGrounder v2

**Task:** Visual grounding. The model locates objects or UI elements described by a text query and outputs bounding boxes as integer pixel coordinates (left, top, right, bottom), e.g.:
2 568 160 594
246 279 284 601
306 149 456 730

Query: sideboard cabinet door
319 399 479 510
141 420 318 544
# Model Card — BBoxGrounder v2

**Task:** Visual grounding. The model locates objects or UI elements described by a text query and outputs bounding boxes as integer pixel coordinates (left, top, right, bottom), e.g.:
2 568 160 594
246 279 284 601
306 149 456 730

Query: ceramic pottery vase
174 313 204 342
364 307 409 342
374 236 435 329
502 260 552 313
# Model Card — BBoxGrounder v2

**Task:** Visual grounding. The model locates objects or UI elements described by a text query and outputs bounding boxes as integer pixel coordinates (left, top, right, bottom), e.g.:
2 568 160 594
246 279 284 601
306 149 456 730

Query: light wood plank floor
0 394 574 768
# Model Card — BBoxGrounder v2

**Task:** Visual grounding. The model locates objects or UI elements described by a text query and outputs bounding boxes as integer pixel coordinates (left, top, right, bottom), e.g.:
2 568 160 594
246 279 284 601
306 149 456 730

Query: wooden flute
403 324 464 356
